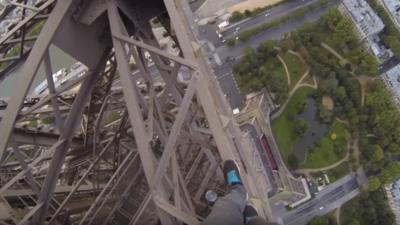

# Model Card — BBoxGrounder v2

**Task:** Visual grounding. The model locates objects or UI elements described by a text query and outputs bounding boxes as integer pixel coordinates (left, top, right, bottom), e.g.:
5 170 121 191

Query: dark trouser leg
248 217 280 225
201 185 247 225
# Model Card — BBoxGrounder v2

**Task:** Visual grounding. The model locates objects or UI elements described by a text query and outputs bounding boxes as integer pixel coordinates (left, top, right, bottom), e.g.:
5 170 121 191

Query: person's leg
201 160 247 225
244 205 280 225
201 185 247 225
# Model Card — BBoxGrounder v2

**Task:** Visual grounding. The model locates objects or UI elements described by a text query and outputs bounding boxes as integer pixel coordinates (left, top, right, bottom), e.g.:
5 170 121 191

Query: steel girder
0 0 273 224
0 0 55 80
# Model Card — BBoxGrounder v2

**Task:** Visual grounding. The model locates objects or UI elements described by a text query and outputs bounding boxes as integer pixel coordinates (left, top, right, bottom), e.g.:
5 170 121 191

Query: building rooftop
382 0 400 26
386 178 400 224
342 0 385 37
384 63 400 100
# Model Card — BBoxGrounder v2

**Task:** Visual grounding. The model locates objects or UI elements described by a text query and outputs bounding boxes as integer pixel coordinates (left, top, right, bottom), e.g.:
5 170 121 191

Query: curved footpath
271 69 315 120
277 54 291 86
296 153 349 175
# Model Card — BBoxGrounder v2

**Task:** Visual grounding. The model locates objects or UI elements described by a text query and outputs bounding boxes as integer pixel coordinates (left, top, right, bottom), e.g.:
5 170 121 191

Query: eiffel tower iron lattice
0 0 273 224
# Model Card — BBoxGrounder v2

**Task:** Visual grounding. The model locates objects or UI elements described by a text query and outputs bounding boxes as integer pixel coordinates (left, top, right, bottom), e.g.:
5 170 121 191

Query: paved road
222 0 317 37
273 175 360 225
379 56 400 74
216 1 340 60
199 0 339 47
211 61 244 109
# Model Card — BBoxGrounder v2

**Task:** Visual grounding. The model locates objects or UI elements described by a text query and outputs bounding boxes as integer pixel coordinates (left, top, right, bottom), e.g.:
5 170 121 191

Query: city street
379 56 400 74
216 1 340 59
222 0 317 37
274 175 360 225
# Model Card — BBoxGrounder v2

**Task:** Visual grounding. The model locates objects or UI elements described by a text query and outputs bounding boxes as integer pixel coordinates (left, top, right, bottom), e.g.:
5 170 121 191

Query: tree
333 19 357 45
230 11 244 23
295 119 309 136
347 219 360 225
258 40 277 58
379 161 400 184
362 144 376 161
388 143 400 156
358 55 378 76
321 8 342 30
244 9 252 17
335 86 347 101
387 162 400 178
319 77 338 95
368 177 381 192
288 154 299 170
379 168 393 184
308 216 329 225
265 71 289 104
280 38 293 52
387 36 400 57
227 38 236 47
372 145 384 162
366 83 400 140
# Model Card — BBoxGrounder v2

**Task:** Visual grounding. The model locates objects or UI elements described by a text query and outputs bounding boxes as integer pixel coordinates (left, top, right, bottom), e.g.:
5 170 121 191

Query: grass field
301 120 350 169
310 161 350 183
272 86 315 163
326 161 350 183
281 52 307 89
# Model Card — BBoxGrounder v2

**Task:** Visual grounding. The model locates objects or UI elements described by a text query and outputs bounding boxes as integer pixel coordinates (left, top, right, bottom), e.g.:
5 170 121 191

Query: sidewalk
195 0 243 18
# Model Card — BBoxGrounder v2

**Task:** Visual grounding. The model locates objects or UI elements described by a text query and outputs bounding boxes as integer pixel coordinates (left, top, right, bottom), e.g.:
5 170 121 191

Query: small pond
292 98 329 163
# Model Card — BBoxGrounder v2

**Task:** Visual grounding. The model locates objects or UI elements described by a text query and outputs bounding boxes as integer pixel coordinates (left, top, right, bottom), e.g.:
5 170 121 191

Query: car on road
235 27 240 31
218 21 229 30
265 13 270 17
319 206 324 210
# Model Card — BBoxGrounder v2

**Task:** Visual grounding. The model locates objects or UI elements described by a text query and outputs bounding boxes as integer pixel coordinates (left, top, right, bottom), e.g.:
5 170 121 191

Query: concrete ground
194 0 243 18
228 0 282 13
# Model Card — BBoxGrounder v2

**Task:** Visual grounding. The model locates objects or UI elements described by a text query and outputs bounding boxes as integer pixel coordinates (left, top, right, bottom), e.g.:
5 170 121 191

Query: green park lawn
301 120 350 169
280 52 307 89
310 161 351 183
326 161 351 183
272 86 315 163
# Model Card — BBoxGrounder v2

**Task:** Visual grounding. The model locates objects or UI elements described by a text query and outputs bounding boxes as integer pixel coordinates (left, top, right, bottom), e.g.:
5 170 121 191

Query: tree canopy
371 145 384 162
368 176 381 192
358 55 379 76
